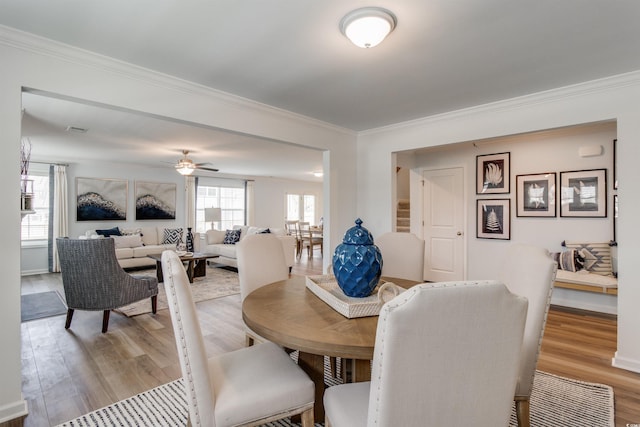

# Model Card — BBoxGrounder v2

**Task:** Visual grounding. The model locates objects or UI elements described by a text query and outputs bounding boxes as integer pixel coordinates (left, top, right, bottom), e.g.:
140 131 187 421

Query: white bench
554 270 617 295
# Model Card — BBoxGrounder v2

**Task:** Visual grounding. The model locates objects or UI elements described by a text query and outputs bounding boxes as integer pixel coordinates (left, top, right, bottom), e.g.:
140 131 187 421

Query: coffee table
147 252 218 283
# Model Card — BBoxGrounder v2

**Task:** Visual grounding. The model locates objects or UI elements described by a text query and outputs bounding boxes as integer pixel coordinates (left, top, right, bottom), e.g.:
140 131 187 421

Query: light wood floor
19 253 640 427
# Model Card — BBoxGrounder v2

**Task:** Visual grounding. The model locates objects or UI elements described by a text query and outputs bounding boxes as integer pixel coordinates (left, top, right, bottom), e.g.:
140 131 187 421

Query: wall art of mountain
77 192 126 221
136 194 176 220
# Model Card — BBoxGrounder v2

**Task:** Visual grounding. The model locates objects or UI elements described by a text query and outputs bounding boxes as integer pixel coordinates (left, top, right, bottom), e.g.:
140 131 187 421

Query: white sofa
85 226 182 269
194 226 297 269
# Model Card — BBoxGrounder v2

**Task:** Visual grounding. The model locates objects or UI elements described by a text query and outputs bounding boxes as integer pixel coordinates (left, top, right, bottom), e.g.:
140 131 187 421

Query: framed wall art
477 199 510 240
76 177 128 221
135 181 177 220
476 152 510 194
559 169 607 217
516 172 556 217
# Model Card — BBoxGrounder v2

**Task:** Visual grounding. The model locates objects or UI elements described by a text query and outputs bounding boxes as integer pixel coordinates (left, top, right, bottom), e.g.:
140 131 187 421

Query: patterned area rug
57 363 614 427
115 266 240 317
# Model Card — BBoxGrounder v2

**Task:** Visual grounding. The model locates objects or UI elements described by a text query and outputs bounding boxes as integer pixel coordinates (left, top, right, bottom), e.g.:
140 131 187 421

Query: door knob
457 231 462 236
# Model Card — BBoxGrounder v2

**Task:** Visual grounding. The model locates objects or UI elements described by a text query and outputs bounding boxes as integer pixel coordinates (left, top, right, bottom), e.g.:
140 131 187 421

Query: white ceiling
4 1 640 179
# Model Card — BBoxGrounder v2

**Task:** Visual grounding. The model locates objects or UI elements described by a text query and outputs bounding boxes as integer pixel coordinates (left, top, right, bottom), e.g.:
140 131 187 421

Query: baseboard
612 351 640 374
19 269 49 276
0 399 27 425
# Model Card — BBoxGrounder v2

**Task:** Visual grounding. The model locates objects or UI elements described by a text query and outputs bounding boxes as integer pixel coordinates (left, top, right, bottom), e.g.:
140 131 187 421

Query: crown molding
361 69 640 136
0 25 354 137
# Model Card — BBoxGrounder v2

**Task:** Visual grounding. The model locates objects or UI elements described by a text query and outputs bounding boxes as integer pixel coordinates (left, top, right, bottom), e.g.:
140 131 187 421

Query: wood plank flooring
18 254 640 427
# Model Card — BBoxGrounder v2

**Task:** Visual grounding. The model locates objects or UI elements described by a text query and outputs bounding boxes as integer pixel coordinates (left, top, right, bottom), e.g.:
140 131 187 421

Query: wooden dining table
241 275 418 421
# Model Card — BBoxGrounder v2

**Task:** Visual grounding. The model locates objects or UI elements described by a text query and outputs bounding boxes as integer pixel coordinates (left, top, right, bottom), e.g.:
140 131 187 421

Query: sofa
84 226 185 269
194 226 297 269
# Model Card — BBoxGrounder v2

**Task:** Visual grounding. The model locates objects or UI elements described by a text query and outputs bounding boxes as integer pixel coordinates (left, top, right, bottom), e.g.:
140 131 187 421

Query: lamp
204 207 222 230
175 160 196 175
340 7 397 48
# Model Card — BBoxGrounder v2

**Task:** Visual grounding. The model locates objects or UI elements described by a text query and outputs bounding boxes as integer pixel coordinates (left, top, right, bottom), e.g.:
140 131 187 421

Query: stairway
396 199 410 232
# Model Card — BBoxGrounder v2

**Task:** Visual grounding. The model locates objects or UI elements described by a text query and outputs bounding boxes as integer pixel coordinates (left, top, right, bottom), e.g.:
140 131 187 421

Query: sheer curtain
50 164 68 272
185 176 196 229
246 180 255 225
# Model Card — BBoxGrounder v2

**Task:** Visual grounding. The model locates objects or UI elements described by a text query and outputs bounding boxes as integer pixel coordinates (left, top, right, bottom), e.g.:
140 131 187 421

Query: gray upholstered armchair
56 238 158 333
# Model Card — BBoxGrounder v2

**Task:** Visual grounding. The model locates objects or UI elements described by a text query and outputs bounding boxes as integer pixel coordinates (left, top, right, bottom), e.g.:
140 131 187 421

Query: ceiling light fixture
340 7 397 48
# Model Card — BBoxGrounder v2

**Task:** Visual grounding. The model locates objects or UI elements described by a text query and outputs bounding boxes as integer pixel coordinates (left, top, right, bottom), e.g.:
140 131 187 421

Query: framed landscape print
560 169 607 218
477 199 510 240
76 177 127 221
476 152 510 194
516 172 556 217
135 181 177 220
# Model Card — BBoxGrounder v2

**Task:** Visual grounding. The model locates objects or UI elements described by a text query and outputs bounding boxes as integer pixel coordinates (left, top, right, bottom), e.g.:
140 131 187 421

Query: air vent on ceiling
65 126 88 133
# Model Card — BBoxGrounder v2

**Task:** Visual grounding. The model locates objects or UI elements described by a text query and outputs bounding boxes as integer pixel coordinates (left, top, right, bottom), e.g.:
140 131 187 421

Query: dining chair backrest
375 232 425 281
161 250 216 426
236 233 289 302
284 220 300 237
500 244 557 426
367 281 528 426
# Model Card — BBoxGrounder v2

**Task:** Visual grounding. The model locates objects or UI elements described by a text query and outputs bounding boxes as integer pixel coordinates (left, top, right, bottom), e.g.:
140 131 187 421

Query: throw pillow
95 226 121 237
552 249 584 272
564 242 613 276
223 229 241 244
112 234 144 249
162 228 183 245
259 228 271 234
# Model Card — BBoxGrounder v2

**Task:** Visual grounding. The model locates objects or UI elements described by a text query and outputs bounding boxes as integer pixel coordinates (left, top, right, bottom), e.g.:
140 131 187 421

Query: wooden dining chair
500 244 557 427
324 281 528 427
375 232 425 281
285 220 303 258
161 250 315 427
299 221 323 259
237 233 290 346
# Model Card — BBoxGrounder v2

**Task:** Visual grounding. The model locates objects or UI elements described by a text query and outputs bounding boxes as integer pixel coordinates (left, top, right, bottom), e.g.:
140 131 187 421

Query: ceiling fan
173 150 219 175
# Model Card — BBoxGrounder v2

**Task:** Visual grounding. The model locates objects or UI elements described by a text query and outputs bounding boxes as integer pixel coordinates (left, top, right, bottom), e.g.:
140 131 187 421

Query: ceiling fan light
340 7 396 48
176 161 195 175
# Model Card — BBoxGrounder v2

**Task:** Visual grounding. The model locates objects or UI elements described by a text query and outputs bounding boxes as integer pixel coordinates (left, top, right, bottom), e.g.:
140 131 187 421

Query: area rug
21 291 67 322
115 267 240 317
56 366 614 427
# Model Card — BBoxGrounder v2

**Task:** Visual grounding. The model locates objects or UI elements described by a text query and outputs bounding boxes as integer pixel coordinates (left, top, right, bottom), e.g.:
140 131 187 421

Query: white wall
252 177 323 229
410 122 617 313
1 28 356 423
357 72 640 374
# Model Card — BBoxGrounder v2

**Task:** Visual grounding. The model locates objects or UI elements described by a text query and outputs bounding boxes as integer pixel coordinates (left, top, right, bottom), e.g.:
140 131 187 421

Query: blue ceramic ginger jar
332 218 383 298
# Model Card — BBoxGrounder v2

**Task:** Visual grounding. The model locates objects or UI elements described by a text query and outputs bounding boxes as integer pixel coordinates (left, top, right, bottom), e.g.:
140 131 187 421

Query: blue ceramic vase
332 218 383 297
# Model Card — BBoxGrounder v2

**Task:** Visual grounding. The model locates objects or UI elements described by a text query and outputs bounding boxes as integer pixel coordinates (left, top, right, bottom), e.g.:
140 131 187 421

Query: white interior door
422 167 465 281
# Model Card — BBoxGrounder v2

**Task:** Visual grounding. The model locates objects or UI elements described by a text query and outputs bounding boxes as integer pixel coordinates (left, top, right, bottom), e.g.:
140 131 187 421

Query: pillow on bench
563 241 613 276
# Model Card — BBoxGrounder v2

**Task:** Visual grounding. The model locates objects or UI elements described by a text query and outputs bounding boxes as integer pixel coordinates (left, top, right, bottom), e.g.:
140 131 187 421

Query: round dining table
241 275 418 421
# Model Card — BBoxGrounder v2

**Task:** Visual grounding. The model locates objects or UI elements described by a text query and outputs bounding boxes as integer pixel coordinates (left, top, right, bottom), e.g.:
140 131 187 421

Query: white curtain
52 165 68 272
246 180 255 226
185 175 196 229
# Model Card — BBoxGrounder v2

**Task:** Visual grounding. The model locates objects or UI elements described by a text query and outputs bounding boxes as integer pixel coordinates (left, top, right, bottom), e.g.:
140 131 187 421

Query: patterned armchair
56 238 158 333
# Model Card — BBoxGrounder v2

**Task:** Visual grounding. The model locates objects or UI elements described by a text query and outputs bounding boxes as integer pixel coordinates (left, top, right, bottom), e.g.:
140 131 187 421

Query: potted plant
21 138 34 211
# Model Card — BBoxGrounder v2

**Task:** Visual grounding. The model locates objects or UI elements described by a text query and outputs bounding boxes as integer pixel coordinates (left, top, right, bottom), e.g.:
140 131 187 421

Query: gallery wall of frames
475 141 615 241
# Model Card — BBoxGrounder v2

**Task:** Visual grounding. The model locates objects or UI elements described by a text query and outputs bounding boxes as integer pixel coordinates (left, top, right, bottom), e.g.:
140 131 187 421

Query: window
196 182 245 233
286 193 316 224
21 174 49 241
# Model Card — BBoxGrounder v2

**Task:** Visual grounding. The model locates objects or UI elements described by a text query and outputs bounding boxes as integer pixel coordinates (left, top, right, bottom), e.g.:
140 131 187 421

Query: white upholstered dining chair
324 280 528 427
236 233 290 346
161 250 315 427
500 244 557 427
375 232 425 281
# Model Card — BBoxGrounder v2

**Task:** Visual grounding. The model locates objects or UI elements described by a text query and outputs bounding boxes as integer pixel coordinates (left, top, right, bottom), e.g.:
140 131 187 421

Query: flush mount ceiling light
340 7 397 48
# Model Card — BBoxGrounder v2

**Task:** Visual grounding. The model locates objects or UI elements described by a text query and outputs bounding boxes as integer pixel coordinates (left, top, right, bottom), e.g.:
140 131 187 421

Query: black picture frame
559 169 607 217
516 172 556 217
477 199 510 240
613 138 618 190
476 152 510 194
